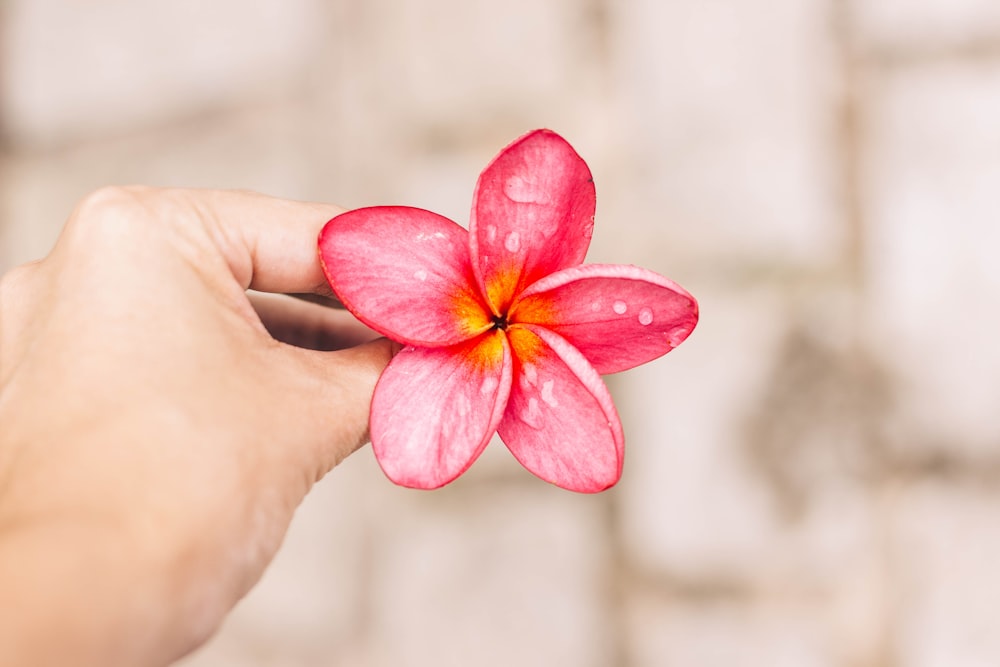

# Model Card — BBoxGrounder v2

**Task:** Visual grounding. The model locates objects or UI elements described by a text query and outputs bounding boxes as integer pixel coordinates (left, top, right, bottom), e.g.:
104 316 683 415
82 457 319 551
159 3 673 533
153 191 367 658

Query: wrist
0 515 181 666
0 430 226 667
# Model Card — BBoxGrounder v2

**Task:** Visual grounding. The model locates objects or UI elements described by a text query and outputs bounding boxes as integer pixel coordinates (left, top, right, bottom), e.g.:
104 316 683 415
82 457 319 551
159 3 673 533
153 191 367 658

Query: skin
0 187 396 666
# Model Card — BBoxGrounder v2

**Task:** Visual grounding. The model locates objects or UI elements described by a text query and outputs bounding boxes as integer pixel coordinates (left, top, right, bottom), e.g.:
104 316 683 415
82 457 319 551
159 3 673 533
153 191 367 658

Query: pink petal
319 206 491 347
371 332 512 489
469 129 596 315
510 264 699 374
498 324 623 492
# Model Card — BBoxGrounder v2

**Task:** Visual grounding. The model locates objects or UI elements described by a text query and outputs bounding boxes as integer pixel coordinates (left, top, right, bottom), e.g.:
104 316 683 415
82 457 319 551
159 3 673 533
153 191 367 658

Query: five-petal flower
318 129 698 492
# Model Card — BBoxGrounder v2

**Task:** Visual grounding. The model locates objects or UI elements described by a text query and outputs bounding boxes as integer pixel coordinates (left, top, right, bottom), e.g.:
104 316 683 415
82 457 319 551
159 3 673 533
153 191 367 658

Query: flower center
491 313 509 331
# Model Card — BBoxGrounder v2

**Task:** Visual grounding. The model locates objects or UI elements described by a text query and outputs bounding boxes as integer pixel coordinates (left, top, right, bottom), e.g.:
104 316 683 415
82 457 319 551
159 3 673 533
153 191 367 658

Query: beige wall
3 1 1000 665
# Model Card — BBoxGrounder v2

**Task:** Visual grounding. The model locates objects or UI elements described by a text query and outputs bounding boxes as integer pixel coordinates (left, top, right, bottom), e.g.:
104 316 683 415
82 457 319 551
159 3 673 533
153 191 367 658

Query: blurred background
2 0 999 665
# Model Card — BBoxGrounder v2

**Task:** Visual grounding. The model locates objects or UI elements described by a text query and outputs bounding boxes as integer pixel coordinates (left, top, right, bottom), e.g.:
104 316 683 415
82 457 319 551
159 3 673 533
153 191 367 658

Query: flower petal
469 129 596 315
510 264 699 374
498 324 623 492
371 331 512 489
319 206 491 347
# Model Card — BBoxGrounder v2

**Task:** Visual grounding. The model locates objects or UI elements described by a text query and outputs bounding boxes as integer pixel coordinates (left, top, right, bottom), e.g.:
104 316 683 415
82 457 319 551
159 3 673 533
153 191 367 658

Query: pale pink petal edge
371 337 513 489
500 324 624 492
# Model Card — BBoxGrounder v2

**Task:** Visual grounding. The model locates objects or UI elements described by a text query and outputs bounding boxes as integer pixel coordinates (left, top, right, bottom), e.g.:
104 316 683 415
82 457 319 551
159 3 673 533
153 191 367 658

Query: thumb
284 337 400 482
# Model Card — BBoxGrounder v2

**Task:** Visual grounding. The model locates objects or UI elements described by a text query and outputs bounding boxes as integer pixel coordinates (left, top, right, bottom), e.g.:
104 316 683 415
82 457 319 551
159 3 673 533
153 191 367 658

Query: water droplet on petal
520 397 543 429
613 300 628 315
541 379 559 408
590 300 602 312
522 362 538 388
504 175 549 204
415 231 448 243
638 308 654 326
413 269 428 281
480 376 499 395
486 224 497 243
505 231 521 253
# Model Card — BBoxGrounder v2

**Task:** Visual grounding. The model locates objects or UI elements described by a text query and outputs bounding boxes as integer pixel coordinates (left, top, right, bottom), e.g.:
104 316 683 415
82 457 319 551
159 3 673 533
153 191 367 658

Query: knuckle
62 186 200 248
68 186 205 235
77 184 150 210
57 187 222 284
67 185 151 230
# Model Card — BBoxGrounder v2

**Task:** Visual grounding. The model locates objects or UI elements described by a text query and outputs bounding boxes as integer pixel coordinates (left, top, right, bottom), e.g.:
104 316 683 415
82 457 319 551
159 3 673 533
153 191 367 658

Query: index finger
157 188 347 295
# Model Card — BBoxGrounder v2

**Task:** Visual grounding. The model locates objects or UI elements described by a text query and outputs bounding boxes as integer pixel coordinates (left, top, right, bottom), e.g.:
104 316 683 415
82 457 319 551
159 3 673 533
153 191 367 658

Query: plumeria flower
318 129 698 492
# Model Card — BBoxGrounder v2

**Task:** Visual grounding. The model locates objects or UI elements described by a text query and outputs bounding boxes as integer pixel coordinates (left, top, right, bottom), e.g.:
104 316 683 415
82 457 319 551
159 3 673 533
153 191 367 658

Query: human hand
0 187 396 666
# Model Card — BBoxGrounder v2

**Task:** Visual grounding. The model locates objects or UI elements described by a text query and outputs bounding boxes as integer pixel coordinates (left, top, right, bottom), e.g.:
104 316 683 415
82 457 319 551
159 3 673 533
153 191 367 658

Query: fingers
249 292 380 351
36 186 395 482
192 189 346 295
63 187 348 296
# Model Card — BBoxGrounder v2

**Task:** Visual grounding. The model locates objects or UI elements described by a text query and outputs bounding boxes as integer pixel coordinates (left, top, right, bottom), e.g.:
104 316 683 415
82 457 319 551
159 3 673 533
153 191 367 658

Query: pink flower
318 129 698 492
